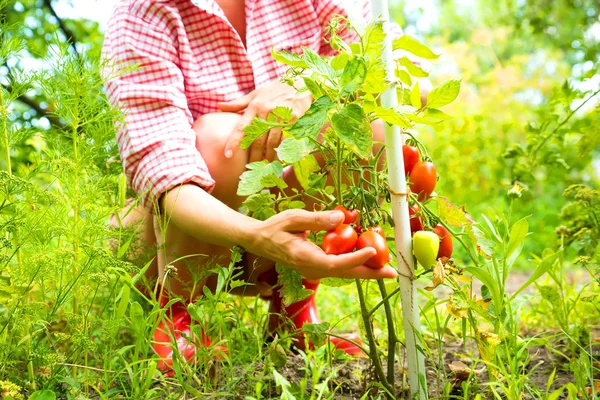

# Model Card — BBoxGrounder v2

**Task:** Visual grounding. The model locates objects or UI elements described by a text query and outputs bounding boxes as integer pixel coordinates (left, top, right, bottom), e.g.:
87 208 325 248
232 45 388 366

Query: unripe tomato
412 231 439 269
409 205 423 234
409 161 437 201
333 205 359 224
402 145 420 176
322 224 357 255
356 230 390 269
433 225 453 259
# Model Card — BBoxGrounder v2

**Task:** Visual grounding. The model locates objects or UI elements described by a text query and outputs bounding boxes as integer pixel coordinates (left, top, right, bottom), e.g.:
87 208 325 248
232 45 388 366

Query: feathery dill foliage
0 4 137 396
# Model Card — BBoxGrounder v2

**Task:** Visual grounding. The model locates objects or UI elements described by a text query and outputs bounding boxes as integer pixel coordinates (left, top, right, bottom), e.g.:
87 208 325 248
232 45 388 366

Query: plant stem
377 280 397 393
355 279 391 395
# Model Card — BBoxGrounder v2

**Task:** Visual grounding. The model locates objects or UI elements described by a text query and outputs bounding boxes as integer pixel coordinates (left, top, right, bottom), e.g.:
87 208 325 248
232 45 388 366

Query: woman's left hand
218 79 312 163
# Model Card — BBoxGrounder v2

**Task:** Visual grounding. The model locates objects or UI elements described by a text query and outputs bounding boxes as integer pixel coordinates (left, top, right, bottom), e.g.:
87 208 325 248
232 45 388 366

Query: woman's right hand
242 209 398 280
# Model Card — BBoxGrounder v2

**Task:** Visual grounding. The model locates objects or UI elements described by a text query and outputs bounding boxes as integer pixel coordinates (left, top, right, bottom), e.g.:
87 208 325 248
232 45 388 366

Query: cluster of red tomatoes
404 144 453 269
322 206 390 270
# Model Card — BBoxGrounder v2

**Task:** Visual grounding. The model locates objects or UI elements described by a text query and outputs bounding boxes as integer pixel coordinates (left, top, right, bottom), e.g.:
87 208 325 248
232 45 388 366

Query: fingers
276 209 345 233
217 91 256 112
224 108 255 159
265 127 282 162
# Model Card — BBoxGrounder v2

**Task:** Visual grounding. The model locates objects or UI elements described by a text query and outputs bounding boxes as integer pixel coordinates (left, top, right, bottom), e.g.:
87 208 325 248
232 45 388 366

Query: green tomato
412 231 440 269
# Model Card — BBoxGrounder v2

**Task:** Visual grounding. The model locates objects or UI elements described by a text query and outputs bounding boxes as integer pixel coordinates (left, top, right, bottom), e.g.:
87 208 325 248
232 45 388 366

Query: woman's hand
242 209 399 281
218 79 312 163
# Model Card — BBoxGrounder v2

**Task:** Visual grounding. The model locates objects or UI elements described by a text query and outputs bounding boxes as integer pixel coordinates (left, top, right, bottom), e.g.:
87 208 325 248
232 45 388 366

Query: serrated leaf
288 96 334 139
276 264 313 305
237 161 284 196
276 138 314 164
426 79 461 109
393 35 440 59
272 48 307 68
363 60 388 94
244 192 277 220
303 47 335 79
340 57 367 94
468 225 495 258
272 369 297 400
331 104 372 159
435 197 473 227
302 322 330 348
399 56 428 78
363 19 385 59
373 106 411 128
410 81 422 109
293 154 320 190
272 106 294 122
240 117 282 149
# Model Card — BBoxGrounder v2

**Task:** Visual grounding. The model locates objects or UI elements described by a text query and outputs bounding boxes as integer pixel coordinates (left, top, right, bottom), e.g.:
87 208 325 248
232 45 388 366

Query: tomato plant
409 161 437 201
356 230 390 269
402 144 420 176
412 231 439 269
322 224 358 255
334 205 358 224
433 225 453 259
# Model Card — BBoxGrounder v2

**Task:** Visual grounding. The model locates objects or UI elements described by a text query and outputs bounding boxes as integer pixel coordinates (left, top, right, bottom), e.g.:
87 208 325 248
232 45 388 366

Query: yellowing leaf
436 197 473 227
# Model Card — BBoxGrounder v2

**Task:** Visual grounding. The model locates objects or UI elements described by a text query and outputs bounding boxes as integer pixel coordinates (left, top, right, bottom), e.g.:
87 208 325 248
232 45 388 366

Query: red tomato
402 145 420 176
433 225 453 259
334 205 359 224
368 225 386 240
356 231 390 269
322 224 357 255
409 161 437 201
409 205 423 234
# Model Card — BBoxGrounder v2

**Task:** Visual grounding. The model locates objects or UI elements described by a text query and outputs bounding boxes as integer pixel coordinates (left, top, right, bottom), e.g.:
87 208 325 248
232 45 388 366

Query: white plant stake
370 2 428 398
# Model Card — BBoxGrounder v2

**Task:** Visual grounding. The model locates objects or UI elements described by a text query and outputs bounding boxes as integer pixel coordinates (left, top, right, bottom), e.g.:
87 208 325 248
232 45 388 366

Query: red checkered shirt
102 0 376 211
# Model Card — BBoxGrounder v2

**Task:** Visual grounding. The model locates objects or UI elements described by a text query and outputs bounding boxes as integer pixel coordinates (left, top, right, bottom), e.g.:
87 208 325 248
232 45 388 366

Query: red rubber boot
262 271 363 355
152 295 228 374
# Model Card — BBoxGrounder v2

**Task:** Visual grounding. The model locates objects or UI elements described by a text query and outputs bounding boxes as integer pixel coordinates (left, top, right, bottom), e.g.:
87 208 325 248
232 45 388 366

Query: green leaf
115 283 130 322
303 47 335 79
426 79 461 109
330 53 350 71
410 81 422 109
505 218 528 268
276 264 313 305
424 108 454 121
509 249 561 301
272 369 297 400
271 48 307 68
397 69 412 86
293 154 320 190
393 35 440 59
399 56 429 78
287 96 334 140
435 197 473 227
244 191 277 220
363 60 388 94
302 322 330 348
29 390 56 400
272 106 294 122
237 161 285 196
129 301 145 337
340 57 367 94
464 266 502 313
240 117 283 149
363 19 385 59
373 106 411 128
276 138 315 164
331 104 373 159
302 77 324 99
